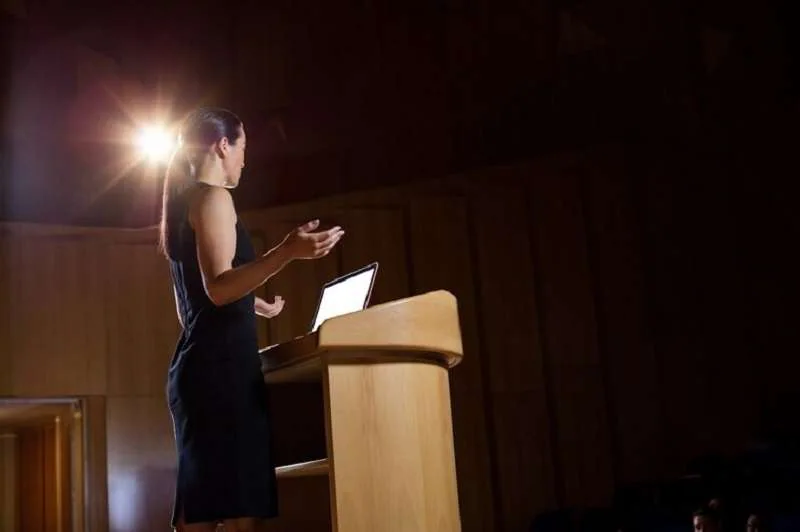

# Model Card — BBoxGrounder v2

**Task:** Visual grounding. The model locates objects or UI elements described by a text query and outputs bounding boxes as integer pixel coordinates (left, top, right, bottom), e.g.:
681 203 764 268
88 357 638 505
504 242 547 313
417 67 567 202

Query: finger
316 237 342 255
313 232 337 248
321 228 345 243
297 219 320 233
310 226 342 242
315 232 343 250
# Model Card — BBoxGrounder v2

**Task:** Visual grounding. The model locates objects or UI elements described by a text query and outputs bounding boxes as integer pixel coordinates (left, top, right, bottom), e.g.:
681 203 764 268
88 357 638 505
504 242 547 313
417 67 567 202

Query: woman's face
747 515 765 532
221 125 246 187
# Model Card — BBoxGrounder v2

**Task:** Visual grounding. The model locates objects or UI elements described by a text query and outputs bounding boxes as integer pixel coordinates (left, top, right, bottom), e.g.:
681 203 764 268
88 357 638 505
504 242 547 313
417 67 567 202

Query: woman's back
167 185 257 340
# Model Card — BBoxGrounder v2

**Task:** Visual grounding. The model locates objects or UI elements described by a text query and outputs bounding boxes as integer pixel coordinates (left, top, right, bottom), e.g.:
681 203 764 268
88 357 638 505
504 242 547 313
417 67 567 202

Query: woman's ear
215 136 230 159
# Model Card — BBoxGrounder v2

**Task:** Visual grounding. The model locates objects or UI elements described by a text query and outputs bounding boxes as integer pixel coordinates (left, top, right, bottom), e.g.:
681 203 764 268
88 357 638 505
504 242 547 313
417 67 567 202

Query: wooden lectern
260 290 464 532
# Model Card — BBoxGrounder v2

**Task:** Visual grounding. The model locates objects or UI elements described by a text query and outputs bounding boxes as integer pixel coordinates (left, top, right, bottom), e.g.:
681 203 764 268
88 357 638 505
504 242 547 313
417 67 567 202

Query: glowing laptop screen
310 263 378 332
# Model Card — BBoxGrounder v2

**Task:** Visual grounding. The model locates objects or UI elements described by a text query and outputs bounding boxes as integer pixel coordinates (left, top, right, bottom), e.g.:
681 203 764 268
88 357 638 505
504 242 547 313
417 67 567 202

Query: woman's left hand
255 295 285 318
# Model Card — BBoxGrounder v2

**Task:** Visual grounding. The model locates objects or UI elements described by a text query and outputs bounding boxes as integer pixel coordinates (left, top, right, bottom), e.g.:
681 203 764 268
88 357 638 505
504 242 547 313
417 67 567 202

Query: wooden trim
81 397 107 532
0 398 91 531
275 459 329 479
55 416 63 532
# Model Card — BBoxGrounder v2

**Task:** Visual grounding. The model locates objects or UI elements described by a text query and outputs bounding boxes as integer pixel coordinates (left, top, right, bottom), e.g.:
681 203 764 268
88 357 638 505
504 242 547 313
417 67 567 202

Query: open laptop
309 262 379 332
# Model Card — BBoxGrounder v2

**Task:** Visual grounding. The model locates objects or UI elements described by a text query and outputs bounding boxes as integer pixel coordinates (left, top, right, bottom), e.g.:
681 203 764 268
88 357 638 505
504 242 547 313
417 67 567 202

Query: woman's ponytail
158 107 243 258
158 143 195 257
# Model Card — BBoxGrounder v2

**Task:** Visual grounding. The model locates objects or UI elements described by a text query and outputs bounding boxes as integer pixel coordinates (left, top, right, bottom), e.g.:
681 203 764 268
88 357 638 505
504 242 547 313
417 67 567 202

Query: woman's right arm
191 186 342 306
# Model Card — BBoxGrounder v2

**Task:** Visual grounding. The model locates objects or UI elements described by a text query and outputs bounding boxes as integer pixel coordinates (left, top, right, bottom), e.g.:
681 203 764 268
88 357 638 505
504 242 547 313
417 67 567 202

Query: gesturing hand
281 220 344 260
255 295 285 318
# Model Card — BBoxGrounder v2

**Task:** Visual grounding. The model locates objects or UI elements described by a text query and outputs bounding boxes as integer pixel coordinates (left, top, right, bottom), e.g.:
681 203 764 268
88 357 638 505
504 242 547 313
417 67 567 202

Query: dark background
2 0 797 227
1 0 799 529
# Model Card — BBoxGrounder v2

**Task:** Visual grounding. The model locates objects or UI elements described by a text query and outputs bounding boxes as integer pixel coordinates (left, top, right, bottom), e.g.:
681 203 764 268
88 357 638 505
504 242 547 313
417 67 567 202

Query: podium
260 290 464 532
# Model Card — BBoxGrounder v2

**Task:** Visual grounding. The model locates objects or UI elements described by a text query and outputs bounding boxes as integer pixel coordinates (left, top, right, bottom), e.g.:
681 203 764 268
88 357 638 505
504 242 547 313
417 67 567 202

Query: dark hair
693 506 721 522
159 107 243 257
748 511 773 531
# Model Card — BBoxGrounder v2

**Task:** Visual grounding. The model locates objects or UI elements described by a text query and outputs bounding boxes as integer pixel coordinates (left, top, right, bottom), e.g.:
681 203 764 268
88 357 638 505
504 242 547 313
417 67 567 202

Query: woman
160 107 344 531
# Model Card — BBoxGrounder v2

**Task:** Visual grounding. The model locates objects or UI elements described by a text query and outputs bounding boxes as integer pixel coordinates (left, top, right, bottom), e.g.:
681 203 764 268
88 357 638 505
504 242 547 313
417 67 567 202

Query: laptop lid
309 262 379 333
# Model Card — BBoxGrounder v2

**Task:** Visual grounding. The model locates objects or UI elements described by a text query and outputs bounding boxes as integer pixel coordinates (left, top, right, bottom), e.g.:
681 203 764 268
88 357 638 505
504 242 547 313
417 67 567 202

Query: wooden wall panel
70 404 86 532
252 221 340 346
636 172 711 470
528 171 614 508
745 170 800 445
0 154 785 531
18 425 46 532
7 237 107 396
338 209 410 305
7 415 77 531
106 396 176 532
581 168 665 484
245 223 332 469
0 433 18 532
84 395 109 532
43 423 58 532
6 239 46 398
57 416 72 532
409 196 495 532
105 243 178 397
682 170 758 454
245 228 273 348
471 187 557 530
0 244 10 395
262 476 331 532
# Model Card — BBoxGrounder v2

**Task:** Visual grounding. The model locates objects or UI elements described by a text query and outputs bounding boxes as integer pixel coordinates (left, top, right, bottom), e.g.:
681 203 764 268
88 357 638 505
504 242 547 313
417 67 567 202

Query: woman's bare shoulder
188 184 235 227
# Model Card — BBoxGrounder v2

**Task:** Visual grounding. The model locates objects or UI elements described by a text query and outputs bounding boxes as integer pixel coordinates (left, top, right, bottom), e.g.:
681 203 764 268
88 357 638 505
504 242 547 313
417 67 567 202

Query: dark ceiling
1 0 798 227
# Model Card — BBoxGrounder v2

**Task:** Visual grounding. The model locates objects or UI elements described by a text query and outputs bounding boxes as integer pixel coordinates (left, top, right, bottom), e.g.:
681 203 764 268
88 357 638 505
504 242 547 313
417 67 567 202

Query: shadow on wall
109 467 176 531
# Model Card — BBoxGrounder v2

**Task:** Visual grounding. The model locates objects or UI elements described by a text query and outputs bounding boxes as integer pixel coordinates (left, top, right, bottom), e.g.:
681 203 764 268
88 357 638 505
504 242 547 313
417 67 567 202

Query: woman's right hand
281 220 345 260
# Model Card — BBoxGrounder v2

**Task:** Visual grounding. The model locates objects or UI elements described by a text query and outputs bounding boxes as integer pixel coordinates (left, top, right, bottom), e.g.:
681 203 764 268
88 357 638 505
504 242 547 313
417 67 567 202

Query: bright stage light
136 125 174 163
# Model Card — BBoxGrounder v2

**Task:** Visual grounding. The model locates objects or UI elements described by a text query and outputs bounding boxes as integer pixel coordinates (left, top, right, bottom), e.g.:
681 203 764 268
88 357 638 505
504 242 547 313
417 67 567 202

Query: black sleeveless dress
165 189 278 526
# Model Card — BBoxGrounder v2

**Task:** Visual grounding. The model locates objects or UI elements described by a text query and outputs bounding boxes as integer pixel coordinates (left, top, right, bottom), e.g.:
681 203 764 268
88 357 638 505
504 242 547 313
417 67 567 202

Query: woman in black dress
160 108 344 532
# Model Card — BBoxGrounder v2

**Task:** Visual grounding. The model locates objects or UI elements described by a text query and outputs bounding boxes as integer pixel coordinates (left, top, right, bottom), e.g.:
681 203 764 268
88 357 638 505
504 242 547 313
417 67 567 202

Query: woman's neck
195 159 228 188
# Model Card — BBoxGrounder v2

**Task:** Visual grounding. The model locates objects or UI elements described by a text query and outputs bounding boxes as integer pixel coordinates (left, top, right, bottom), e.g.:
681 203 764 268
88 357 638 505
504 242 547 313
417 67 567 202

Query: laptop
309 262 379 332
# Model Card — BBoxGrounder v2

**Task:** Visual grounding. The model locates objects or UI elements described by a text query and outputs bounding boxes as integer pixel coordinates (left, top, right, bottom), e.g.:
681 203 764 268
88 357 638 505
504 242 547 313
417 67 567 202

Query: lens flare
136 125 174 163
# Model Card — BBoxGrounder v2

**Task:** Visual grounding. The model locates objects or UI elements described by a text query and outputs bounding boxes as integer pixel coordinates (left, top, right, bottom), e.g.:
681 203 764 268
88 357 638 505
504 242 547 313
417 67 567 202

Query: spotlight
136 125 174 163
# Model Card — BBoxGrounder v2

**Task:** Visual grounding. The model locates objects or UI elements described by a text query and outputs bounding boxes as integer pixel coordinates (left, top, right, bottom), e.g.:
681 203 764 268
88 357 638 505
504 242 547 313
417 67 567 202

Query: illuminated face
747 515 762 532
222 125 246 188
694 515 720 532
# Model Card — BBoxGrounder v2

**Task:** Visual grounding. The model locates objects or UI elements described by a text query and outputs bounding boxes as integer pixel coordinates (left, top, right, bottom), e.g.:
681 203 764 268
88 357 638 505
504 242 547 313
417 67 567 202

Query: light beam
135 125 175 163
